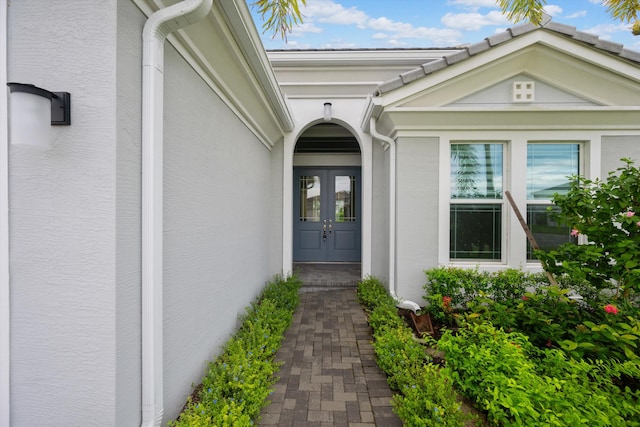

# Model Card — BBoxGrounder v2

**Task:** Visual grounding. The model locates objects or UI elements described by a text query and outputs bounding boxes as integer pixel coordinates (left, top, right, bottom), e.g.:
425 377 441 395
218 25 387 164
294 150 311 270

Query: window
526 143 580 259
450 143 504 260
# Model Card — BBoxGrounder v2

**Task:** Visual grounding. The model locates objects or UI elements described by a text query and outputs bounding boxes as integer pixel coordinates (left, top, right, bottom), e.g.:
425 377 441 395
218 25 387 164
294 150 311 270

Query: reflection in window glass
451 144 503 199
527 205 578 259
450 204 502 260
527 144 579 199
299 176 320 222
335 175 356 222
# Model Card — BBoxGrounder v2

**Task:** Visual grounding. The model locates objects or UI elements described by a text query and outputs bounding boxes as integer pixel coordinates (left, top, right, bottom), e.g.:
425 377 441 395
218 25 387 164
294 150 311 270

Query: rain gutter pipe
369 117 397 300
141 1 212 426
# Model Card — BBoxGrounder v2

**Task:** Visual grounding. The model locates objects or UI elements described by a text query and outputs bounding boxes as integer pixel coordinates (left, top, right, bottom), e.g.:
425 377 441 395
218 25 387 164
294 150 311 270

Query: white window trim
439 131 601 273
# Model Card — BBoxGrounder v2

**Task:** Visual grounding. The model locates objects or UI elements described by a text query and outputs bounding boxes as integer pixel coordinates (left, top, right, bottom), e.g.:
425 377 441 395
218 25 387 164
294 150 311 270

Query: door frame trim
282 120 372 278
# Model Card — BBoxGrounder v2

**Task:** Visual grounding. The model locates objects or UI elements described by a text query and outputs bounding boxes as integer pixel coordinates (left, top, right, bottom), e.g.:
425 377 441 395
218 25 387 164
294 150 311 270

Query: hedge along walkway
258 288 402 427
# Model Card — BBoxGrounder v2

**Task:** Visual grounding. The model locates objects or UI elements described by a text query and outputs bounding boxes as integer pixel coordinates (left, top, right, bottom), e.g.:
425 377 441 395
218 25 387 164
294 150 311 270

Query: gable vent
512 81 535 102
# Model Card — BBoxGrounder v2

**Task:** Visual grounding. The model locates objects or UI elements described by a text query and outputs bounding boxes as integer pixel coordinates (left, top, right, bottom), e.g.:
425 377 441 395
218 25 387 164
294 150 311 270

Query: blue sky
249 0 640 51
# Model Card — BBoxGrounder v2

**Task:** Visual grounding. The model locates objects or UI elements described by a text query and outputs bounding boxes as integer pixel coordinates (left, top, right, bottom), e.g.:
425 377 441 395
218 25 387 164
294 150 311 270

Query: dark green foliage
170 275 302 427
357 276 473 426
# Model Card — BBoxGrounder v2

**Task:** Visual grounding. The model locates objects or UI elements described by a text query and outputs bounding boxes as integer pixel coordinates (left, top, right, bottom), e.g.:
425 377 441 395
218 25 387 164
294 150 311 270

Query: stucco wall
115 0 145 425
370 141 389 283
8 0 119 425
601 135 640 175
162 45 275 423
395 137 440 304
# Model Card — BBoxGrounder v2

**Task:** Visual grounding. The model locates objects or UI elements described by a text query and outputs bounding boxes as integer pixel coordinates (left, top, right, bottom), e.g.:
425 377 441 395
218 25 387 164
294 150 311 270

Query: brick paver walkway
258 289 402 427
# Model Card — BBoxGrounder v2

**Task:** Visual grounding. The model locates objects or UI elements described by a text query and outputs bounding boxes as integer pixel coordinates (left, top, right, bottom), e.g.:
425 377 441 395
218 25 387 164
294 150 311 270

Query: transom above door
293 167 361 262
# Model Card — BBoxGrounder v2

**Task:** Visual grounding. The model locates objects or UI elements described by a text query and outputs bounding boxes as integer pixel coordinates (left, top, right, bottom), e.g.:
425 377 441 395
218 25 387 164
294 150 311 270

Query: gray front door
293 167 361 262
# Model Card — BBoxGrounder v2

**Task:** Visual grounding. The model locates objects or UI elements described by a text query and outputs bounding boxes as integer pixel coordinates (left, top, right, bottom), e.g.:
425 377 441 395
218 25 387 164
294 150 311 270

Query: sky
249 0 640 51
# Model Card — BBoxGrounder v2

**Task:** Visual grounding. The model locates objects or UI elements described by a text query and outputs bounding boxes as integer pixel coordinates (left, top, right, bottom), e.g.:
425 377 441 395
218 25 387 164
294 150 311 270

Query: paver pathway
258 288 402 427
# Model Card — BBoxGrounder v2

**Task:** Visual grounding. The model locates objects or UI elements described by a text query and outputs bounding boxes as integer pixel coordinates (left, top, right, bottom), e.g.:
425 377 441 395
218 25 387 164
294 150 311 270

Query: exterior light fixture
323 102 332 121
7 82 70 147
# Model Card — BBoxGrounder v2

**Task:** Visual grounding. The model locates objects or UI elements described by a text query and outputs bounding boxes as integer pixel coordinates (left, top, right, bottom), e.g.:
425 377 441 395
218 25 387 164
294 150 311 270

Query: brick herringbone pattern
258 289 402 427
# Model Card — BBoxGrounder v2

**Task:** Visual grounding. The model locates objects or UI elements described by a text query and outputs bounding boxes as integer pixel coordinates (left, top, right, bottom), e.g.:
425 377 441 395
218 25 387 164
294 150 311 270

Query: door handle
322 220 327 240
328 219 332 234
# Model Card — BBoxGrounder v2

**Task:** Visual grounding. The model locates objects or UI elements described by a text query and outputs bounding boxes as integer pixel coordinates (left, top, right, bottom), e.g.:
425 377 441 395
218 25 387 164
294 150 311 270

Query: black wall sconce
6 82 70 147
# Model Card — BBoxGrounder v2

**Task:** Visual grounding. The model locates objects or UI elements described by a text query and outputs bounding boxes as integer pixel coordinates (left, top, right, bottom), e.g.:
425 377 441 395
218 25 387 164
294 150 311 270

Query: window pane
451 144 503 199
527 205 578 259
299 176 320 222
450 204 502 260
335 175 356 222
527 144 579 199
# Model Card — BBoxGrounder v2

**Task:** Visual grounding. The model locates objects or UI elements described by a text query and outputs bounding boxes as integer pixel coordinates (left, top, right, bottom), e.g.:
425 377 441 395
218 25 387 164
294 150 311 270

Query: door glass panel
335 175 356 222
299 176 320 222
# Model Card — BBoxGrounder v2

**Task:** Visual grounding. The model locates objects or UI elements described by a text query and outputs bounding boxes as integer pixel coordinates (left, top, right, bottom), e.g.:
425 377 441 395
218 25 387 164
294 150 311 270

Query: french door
293 167 361 262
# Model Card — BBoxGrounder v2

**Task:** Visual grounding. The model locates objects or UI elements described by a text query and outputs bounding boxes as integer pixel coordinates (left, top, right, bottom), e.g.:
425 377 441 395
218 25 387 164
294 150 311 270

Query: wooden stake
504 191 558 286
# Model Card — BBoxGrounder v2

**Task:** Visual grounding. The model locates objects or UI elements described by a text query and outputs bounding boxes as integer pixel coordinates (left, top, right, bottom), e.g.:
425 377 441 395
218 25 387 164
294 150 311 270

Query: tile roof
377 17 640 95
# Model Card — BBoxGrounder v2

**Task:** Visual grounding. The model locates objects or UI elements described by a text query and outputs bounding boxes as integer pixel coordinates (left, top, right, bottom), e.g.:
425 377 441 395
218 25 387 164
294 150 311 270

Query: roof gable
376 19 640 108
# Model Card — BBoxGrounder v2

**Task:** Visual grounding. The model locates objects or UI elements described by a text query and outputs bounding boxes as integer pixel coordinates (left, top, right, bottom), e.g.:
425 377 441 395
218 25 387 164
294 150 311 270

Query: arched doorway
292 123 362 266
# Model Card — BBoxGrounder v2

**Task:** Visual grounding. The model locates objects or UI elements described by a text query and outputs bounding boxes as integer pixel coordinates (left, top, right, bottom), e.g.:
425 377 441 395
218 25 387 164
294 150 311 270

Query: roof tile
595 39 624 54
400 67 426 84
573 30 599 45
421 58 448 74
509 22 537 37
444 49 470 65
486 31 513 46
378 76 404 94
466 39 491 56
543 22 576 36
621 48 640 62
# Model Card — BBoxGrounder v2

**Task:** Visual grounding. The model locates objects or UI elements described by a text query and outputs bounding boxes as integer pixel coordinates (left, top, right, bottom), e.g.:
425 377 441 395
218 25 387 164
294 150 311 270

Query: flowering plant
604 304 619 315
535 158 640 301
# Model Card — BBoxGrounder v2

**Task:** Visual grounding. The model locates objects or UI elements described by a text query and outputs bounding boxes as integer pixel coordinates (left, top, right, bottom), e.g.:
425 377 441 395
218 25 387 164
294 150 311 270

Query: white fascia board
384 107 640 132
267 49 462 68
217 0 294 132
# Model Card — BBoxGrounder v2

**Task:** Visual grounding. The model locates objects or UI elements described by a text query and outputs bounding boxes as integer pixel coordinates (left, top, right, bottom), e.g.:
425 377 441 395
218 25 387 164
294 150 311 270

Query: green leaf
560 340 578 351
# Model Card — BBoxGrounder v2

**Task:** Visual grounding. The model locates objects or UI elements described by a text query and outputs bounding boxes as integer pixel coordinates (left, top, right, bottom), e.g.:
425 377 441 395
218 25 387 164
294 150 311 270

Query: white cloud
447 0 499 8
584 22 632 39
566 10 587 19
288 22 324 38
441 10 510 30
543 5 563 17
371 32 389 40
303 0 368 27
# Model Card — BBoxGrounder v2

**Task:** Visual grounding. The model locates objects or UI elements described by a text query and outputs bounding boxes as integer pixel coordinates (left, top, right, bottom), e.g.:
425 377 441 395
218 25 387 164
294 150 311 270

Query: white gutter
0 0 9 425
369 117 397 300
141 1 211 426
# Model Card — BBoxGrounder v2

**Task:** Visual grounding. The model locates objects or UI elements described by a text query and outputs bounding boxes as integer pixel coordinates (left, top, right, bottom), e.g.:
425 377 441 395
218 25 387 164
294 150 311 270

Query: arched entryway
292 123 362 274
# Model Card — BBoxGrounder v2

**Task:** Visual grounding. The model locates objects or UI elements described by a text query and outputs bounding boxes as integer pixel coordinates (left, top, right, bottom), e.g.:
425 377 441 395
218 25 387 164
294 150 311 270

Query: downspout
369 117 397 300
141 1 211 426
0 1 9 426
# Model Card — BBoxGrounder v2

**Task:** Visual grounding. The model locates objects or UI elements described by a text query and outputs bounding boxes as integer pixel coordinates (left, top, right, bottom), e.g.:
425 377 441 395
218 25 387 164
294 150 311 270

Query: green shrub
357 276 471 426
439 320 640 426
357 275 395 312
392 364 472 427
170 275 302 427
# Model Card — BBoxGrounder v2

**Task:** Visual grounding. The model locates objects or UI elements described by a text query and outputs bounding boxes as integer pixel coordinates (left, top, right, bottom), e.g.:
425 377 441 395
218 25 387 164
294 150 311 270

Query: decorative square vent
512 81 535 102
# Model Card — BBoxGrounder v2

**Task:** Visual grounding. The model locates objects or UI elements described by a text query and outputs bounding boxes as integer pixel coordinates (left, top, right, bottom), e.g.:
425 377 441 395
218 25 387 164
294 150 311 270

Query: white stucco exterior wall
161 44 276 423
370 141 390 283
116 0 145 424
395 137 440 304
601 135 640 174
8 1 119 424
